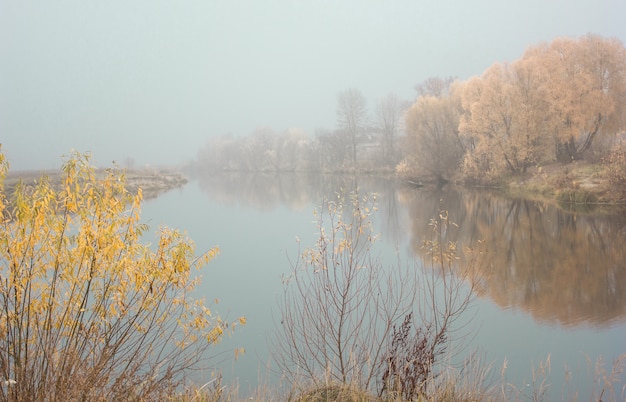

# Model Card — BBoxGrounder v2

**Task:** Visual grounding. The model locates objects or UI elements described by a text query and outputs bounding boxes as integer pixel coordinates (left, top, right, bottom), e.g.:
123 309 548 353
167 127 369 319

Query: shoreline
499 161 626 215
6 163 623 214
4 168 188 200
403 160 626 215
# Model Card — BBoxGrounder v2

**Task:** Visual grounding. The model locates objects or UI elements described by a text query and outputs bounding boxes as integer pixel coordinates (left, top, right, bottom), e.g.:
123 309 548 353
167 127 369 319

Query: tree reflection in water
401 186 626 328
194 171 626 328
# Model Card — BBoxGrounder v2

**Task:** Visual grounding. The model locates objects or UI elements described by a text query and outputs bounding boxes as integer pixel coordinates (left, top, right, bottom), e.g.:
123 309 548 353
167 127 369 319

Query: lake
141 172 626 400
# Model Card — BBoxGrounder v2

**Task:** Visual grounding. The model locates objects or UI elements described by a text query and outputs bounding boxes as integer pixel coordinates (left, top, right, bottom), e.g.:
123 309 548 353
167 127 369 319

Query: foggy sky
1 0 625 171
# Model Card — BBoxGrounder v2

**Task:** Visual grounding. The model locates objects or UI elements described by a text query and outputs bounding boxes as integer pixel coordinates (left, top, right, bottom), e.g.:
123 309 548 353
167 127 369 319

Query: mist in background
1 0 625 171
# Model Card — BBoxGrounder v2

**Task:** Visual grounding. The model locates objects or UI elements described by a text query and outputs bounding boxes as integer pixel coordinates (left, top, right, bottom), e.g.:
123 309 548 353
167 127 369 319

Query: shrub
380 312 444 400
0 149 240 401
602 143 626 201
272 191 477 399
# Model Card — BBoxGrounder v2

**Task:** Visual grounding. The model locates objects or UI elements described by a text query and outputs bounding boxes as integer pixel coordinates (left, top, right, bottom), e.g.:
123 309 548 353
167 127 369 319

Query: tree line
195 91 408 173
195 34 626 187
402 34 626 185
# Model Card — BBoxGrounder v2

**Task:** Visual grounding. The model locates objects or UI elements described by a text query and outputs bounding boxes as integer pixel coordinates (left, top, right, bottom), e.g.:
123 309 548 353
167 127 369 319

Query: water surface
142 173 626 399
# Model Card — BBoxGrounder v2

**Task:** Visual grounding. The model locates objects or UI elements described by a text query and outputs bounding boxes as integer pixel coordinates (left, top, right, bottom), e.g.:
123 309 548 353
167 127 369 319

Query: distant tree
316 128 350 170
336 88 368 168
376 93 407 166
278 128 310 171
196 133 244 172
403 82 465 183
415 76 455 98
244 127 277 171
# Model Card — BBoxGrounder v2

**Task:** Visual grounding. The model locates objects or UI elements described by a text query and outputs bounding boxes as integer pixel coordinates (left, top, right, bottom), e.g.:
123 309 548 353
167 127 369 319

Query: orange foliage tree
526 35 626 162
459 60 552 181
455 34 626 182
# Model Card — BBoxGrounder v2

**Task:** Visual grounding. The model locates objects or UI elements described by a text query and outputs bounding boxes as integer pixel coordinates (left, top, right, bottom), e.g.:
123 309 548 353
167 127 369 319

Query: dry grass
169 352 626 402
289 384 376 402
503 161 626 213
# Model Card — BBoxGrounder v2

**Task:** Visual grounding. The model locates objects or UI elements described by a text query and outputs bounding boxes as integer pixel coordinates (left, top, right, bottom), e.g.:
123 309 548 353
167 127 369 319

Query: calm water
141 172 626 399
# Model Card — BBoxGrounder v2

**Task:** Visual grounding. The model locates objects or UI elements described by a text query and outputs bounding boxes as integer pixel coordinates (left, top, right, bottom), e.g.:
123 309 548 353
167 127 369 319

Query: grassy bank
499 161 626 214
173 352 626 401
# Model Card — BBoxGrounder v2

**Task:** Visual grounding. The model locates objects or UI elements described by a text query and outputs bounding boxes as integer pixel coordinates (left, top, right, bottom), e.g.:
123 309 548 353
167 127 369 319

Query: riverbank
402 160 625 215
501 161 626 214
4 168 188 200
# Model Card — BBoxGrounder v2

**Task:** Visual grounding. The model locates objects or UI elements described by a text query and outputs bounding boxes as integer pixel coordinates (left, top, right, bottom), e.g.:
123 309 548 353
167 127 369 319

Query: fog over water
1 0 625 170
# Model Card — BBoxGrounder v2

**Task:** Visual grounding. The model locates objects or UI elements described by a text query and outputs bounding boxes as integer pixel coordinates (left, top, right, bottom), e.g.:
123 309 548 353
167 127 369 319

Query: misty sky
1 0 625 170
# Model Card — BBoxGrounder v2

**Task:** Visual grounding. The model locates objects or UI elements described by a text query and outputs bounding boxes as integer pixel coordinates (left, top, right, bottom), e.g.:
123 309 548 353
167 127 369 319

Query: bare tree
315 128 350 171
272 192 478 398
376 93 407 166
336 88 368 168
415 76 456 98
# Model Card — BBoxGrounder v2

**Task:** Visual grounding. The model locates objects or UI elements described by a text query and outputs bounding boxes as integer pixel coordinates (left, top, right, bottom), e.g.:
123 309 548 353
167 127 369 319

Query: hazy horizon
2 0 625 171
